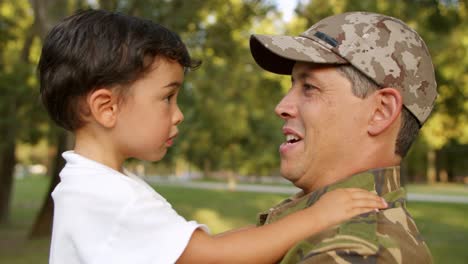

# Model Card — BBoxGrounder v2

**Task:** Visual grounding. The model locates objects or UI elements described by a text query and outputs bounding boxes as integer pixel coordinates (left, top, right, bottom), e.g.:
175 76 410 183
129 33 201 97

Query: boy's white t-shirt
49 151 208 264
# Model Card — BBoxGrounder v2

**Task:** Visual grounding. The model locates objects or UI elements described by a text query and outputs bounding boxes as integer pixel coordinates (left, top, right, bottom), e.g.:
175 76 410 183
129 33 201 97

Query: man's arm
177 188 387 264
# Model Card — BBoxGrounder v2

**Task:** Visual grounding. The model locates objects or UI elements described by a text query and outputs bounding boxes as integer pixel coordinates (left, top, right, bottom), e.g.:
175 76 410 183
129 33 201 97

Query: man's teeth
286 134 299 142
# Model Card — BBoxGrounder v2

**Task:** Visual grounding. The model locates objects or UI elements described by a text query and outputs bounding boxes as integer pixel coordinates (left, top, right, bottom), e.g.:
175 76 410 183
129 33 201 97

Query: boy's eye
165 94 175 102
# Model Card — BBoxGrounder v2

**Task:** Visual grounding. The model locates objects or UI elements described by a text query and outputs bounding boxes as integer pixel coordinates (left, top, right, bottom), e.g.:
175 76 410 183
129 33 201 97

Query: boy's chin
133 150 167 163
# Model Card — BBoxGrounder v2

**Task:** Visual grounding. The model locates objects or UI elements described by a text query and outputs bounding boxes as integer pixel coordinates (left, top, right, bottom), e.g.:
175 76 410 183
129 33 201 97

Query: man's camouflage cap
250 12 437 125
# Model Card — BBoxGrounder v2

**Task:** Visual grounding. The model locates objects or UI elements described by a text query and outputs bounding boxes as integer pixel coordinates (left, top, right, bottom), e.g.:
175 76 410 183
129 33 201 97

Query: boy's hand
178 188 387 264
310 188 388 229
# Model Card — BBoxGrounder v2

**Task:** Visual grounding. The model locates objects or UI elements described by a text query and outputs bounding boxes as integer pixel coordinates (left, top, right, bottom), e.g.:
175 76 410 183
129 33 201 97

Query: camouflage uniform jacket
257 166 432 263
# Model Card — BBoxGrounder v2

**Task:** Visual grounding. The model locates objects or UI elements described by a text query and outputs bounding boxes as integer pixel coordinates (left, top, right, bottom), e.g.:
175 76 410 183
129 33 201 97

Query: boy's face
113 57 184 162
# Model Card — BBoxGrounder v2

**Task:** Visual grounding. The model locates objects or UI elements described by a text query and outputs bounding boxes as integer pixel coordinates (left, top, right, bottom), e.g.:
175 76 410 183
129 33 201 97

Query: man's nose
275 91 297 119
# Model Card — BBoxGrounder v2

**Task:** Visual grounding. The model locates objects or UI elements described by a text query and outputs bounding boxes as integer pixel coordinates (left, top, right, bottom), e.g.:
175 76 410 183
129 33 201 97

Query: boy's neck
74 127 125 173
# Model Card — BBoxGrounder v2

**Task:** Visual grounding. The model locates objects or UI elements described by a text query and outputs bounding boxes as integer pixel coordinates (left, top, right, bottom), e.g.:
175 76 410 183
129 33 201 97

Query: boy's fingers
349 199 387 209
347 189 378 197
344 189 379 200
349 207 379 217
349 191 383 201
344 188 375 194
344 188 369 192
345 191 387 208
330 188 388 208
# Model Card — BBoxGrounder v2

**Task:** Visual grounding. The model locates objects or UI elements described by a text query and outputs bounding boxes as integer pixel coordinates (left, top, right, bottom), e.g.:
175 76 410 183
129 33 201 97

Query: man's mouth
280 130 303 154
280 127 303 154
285 134 302 144
282 127 303 144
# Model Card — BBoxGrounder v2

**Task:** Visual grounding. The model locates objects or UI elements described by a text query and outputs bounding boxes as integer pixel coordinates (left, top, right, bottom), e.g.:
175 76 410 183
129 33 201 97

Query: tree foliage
0 0 44 224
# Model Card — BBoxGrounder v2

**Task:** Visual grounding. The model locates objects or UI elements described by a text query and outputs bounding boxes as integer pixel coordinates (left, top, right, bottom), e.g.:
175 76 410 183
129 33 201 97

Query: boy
38 9 387 264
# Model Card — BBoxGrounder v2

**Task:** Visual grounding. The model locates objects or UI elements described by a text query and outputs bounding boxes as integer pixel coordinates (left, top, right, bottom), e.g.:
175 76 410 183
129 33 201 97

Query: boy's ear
86 88 119 128
367 88 403 136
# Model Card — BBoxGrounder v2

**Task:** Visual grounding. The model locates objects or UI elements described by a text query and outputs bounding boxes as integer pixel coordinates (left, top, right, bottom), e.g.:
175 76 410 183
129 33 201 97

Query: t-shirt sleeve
93 194 209 264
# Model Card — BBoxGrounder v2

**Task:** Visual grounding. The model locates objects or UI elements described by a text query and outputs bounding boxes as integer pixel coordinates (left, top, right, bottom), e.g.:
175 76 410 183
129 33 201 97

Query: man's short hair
336 65 420 157
38 9 199 131
250 12 438 126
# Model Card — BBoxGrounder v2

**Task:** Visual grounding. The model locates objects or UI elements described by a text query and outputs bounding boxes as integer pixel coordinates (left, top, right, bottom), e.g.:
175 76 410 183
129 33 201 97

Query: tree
0 0 45 224
28 0 88 237
175 0 284 178
0 14 17 223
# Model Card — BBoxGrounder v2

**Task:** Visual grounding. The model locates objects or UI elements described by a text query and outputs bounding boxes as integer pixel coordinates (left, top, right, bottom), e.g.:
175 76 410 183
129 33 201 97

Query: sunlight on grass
164 189 289 234
192 208 237 233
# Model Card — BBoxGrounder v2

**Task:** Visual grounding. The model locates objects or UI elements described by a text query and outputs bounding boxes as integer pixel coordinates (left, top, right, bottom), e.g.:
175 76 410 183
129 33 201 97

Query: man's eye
303 83 317 91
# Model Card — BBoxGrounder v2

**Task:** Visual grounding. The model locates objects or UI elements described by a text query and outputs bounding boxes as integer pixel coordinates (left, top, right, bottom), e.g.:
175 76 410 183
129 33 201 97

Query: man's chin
279 166 300 184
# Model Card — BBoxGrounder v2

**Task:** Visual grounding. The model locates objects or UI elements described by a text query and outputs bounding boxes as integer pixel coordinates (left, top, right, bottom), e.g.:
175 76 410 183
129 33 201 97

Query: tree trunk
0 0 39 225
0 94 17 224
0 133 16 224
0 0 41 226
426 150 437 184
27 0 71 239
203 159 211 178
29 130 68 238
227 170 237 191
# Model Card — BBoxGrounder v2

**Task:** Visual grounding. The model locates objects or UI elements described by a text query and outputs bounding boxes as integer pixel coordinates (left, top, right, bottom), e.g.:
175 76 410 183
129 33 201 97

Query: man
249 12 435 263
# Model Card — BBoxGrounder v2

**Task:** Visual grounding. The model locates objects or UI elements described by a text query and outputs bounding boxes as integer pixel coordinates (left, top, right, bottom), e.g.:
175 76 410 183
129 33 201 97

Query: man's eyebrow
291 72 312 82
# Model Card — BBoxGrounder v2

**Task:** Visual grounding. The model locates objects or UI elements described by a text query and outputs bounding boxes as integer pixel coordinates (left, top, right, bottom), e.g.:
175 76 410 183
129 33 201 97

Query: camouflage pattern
250 12 437 125
257 167 432 264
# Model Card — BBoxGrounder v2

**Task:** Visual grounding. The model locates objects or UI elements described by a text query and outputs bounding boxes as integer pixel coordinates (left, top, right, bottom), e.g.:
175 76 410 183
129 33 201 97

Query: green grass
408 202 468 264
0 176 50 264
154 185 288 233
406 183 468 196
1 176 467 263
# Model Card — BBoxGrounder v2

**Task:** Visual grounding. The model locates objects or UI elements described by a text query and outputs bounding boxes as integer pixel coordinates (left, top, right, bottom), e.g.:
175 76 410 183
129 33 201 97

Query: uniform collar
258 166 404 225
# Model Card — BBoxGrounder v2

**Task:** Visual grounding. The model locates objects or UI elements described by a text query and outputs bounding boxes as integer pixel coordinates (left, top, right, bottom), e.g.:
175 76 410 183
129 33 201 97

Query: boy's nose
174 105 184 125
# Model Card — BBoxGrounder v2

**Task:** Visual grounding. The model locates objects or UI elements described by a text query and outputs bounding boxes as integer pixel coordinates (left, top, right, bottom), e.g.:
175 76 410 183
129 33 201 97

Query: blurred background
0 0 467 263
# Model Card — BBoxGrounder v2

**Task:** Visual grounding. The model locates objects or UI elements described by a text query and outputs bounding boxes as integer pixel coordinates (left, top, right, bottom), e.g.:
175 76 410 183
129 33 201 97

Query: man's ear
86 88 119 128
367 88 403 136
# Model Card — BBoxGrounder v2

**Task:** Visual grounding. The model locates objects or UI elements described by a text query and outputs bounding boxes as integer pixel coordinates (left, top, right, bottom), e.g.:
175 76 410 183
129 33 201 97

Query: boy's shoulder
50 152 203 264
54 151 153 203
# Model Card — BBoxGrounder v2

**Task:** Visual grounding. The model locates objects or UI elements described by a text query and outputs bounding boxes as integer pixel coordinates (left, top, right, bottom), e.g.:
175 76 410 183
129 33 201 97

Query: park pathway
146 178 468 204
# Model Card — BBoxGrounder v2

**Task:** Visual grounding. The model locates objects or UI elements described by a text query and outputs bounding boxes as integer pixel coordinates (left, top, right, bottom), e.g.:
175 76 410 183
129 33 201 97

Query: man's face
275 62 371 193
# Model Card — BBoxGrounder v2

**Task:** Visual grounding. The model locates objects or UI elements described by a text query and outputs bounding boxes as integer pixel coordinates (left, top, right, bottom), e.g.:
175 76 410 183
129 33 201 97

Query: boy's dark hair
38 9 200 131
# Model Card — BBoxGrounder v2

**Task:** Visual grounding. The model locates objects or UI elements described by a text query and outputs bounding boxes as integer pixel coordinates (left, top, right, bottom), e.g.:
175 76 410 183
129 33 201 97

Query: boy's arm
177 188 387 264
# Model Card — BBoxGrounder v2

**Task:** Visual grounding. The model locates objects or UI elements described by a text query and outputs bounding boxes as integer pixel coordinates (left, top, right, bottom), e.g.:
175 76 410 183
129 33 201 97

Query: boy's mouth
166 134 178 147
